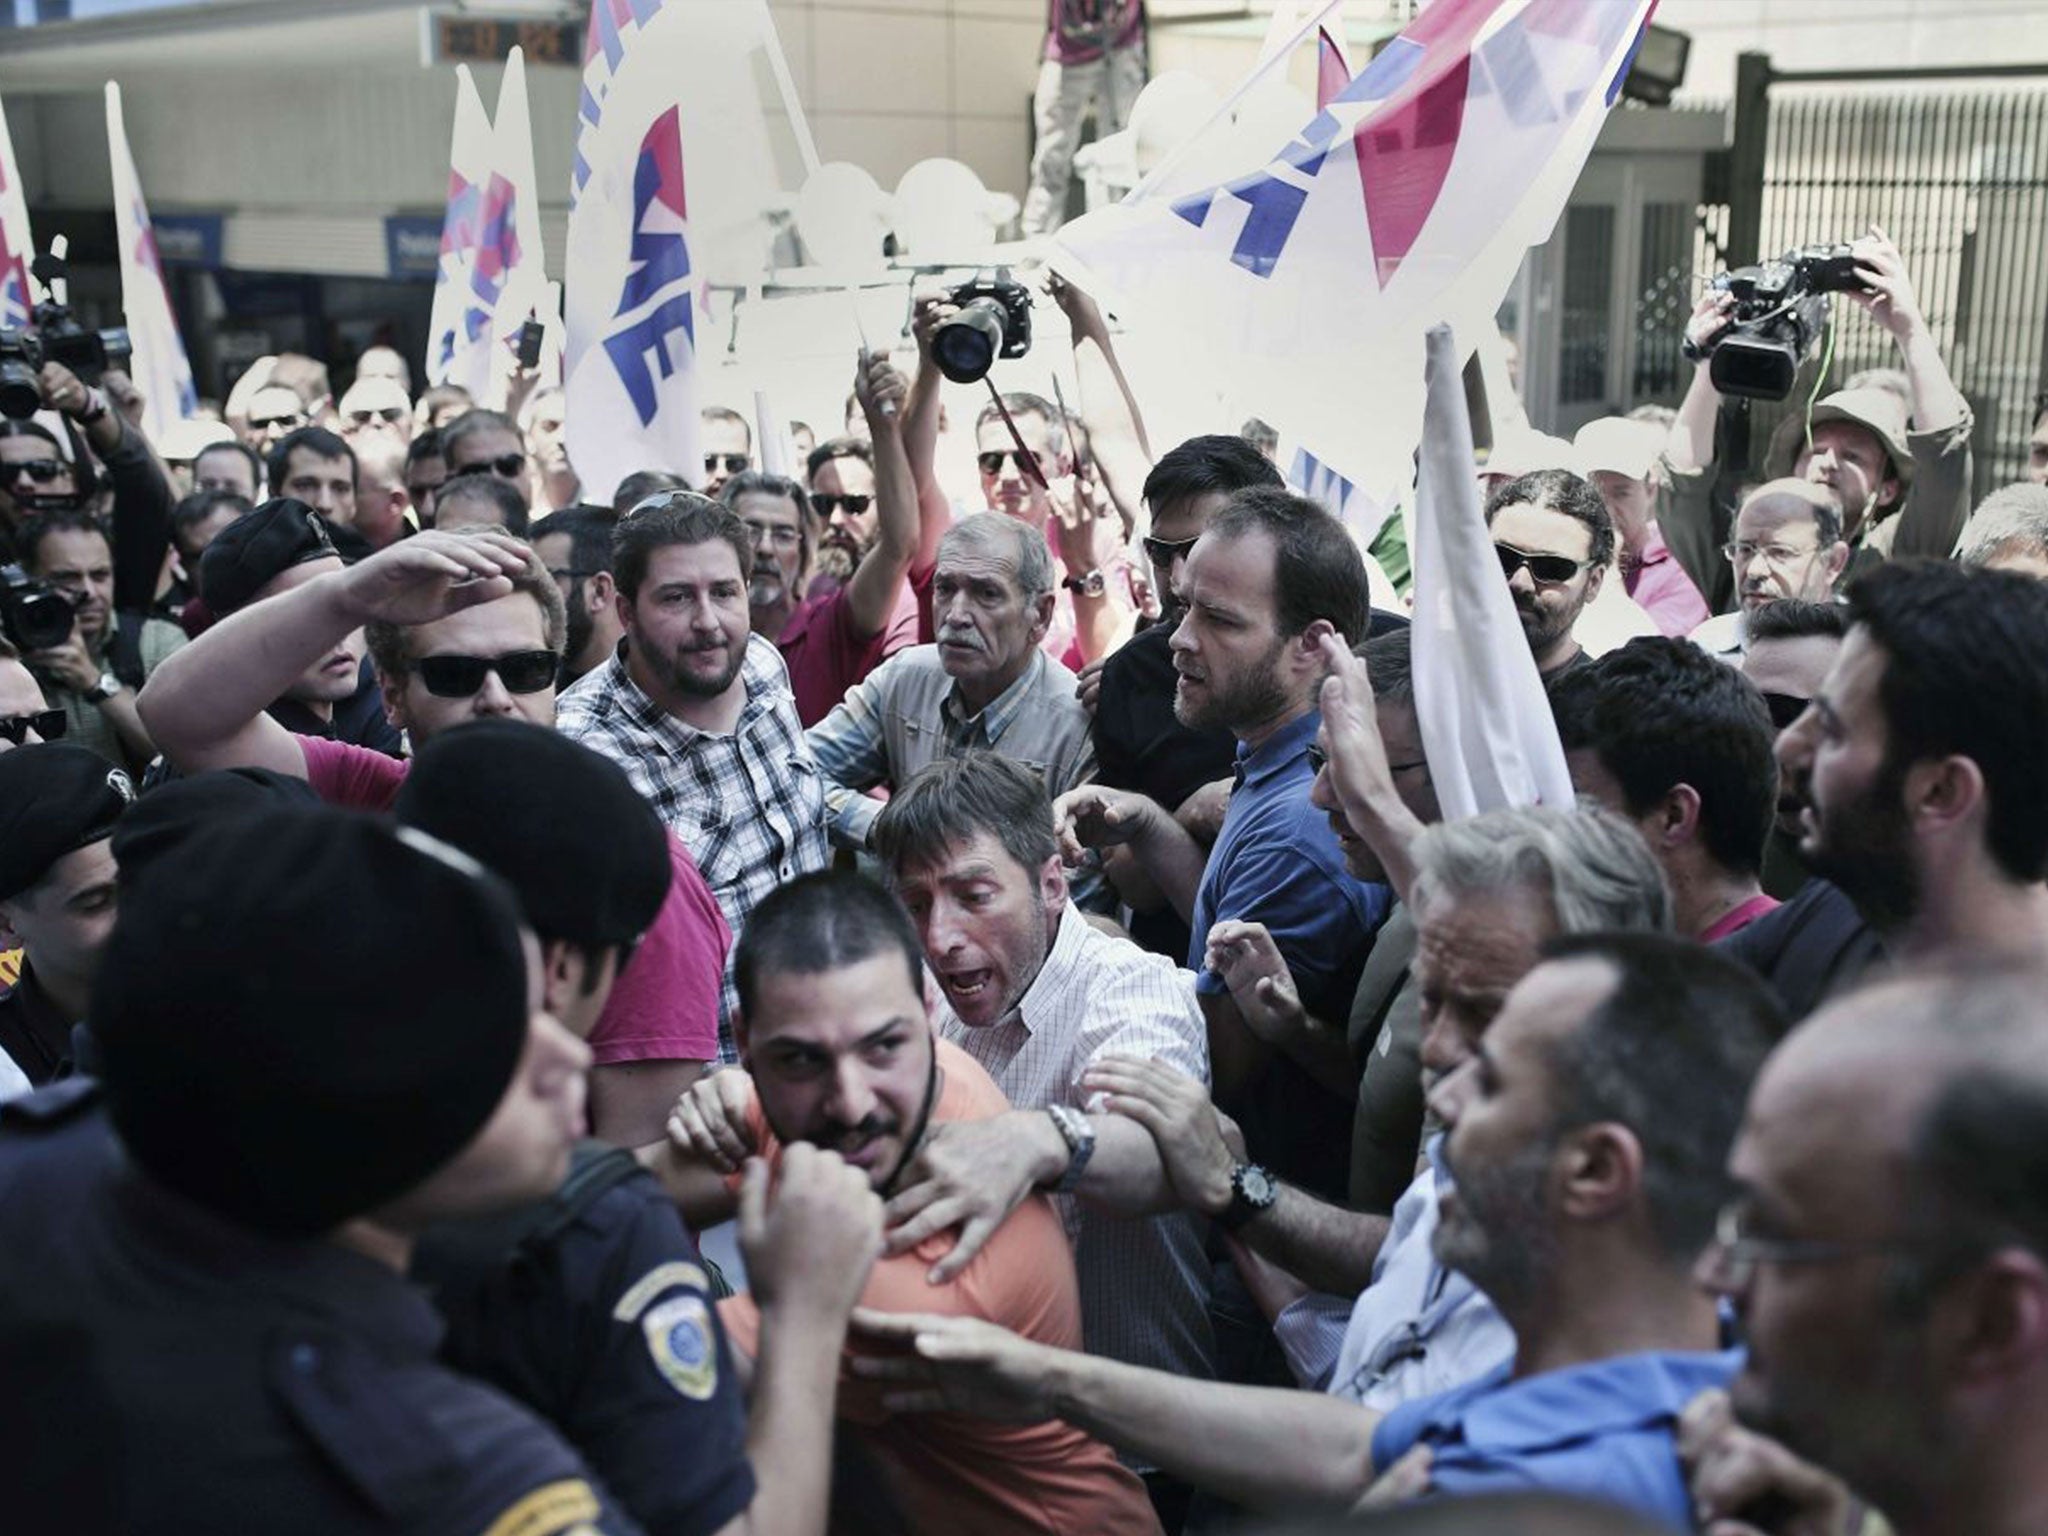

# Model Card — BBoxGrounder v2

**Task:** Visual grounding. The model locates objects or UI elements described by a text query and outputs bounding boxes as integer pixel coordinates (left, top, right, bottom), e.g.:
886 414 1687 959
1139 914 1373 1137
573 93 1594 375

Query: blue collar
1434 1349 1743 1455
1232 708 1320 793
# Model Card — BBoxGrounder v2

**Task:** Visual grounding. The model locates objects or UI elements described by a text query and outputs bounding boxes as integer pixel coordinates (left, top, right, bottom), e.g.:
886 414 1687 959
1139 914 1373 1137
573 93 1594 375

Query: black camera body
0 564 75 653
932 272 1033 386
0 289 135 421
1699 242 1867 401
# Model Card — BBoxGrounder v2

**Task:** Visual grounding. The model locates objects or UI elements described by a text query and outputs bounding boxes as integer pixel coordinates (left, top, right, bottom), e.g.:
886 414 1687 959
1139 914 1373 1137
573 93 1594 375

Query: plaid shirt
557 635 830 1059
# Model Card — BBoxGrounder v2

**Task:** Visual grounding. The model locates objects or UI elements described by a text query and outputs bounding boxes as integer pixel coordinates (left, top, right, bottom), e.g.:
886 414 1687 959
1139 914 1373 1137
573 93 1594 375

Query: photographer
1662 227 1972 608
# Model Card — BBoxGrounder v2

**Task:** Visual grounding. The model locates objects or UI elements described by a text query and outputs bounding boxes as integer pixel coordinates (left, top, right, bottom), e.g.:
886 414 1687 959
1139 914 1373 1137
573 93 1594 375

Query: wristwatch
1061 568 1107 599
1046 1103 1096 1193
1215 1161 1278 1231
84 671 121 704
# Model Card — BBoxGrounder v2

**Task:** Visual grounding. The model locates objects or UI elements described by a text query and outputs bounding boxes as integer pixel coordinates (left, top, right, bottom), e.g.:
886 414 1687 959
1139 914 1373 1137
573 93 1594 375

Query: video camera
0 253 134 421
1691 243 1867 402
0 564 75 653
931 271 1033 386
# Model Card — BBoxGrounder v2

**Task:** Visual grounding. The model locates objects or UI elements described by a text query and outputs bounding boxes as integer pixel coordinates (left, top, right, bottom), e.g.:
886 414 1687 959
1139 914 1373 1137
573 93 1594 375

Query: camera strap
982 380 1050 490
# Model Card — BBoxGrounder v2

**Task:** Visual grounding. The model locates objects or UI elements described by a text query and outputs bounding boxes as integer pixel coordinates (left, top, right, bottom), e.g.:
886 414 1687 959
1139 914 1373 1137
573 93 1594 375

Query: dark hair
1142 434 1283 518
1548 637 1777 879
1205 487 1371 642
439 409 523 472
1745 597 1849 644
171 489 254 551
1 419 93 503
613 492 752 602
416 383 474 420
364 528 565 679
613 468 690 517
266 426 355 493
722 469 815 526
974 391 1063 458
1360 625 1414 708
700 405 753 451
20 506 109 571
1486 468 1617 571
1846 559 2048 883
435 473 530 537
191 439 262 489
733 869 924 1022
805 436 872 486
404 427 444 470
1541 931 1786 1260
872 751 1058 886
529 505 619 577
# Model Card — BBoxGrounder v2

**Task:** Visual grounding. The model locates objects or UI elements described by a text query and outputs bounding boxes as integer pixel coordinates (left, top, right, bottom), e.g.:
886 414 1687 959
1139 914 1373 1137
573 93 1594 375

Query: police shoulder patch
642 1291 718 1401
479 1478 604 1536
610 1260 710 1323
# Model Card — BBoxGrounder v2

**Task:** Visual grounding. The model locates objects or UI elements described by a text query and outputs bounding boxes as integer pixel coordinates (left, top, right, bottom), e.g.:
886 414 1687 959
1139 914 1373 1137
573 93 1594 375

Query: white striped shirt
937 902 1216 1386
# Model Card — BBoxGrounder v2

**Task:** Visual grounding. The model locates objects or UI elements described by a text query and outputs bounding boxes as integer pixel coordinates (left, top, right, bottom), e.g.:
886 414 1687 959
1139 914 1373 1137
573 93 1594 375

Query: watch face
1238 1165 1277 1207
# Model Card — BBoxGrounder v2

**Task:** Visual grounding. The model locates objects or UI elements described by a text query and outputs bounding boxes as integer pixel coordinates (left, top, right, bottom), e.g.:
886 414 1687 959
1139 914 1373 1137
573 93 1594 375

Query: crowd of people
3 221 2048 1536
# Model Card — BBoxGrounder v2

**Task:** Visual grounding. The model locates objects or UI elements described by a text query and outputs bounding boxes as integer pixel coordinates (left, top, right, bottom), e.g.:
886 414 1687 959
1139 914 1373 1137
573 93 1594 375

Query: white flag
484 48 554 406
424 66 498 398
1410 322 1573 819
566 0 799 500
105 84 197 443
0 93 33 331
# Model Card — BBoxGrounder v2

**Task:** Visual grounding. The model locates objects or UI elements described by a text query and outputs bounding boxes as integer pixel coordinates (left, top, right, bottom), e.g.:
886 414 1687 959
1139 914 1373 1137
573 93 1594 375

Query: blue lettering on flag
603 293 696 426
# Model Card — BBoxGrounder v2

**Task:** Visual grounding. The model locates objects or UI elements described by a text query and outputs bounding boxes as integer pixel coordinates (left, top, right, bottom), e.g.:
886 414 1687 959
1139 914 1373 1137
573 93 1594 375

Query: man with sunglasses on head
139 525 728 1145
701 406 754 496
1483 469 1615 682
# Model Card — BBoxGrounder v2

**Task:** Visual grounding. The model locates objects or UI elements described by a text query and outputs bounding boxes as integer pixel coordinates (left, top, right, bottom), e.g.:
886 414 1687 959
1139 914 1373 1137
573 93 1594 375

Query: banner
105 83 198 442
1051 0 1656 502
565 0 797 499
484 47 556 404
0 94 33 331
424 64 499 397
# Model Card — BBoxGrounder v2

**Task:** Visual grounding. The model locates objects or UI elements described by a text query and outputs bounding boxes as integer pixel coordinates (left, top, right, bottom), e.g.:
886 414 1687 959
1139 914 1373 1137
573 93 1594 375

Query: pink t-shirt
1698 892 1782 945
298 735 725 1065
777 579 920 729
1044 0 1143 65
1624 524 1711 638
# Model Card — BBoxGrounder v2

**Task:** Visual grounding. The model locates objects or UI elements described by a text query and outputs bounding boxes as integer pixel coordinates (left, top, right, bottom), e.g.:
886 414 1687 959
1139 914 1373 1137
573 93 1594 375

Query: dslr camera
0 254 134 421
931 271 1033 386
1691 242 1867 402
0 564 75 653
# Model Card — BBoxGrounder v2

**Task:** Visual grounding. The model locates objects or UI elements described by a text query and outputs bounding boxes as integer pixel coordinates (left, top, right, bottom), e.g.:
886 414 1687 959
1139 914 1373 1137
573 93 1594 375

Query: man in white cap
1575 416 1708 637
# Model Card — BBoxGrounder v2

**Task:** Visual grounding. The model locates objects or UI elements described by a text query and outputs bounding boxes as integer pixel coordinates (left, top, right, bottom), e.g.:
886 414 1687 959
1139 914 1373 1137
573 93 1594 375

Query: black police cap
110 767 321 889
394 720 672 951
0 744 133 903
197 498 339 615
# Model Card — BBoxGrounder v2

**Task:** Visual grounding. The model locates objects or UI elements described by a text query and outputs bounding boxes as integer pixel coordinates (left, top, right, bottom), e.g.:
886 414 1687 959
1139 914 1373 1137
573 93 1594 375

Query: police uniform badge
641 1292 718 1401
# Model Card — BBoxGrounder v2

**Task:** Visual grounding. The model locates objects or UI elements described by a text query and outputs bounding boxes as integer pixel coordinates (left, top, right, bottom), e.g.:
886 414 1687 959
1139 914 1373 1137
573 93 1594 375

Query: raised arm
905 293 961 573
840 351 918 638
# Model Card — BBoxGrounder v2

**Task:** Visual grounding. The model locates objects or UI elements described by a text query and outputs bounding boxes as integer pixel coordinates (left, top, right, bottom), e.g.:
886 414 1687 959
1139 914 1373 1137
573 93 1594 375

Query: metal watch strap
1046 1103 1095 1193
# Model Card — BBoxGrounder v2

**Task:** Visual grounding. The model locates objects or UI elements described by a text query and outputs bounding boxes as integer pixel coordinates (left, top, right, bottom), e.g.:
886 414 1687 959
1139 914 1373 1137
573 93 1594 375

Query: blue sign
152 213 222 267
384 215 442 281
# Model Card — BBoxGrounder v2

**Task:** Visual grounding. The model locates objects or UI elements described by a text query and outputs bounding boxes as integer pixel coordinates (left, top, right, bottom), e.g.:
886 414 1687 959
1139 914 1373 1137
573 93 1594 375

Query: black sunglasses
1495 542 1588 586
3 459 67 486
0 708 66 745
347 406 407 425
1142 532 1200 569
704 453 750 475
449 453 527 481
249 413 304 432
415 649 559 699
1759 691 1810 731
977 448 1043 477
1306 740 1427 777
812 492 872 518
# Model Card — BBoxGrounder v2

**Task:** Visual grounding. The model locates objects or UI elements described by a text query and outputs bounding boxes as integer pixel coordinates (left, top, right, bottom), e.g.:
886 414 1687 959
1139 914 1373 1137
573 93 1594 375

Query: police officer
399 722 886 1536
0 802 647 1534
0 743 132 1092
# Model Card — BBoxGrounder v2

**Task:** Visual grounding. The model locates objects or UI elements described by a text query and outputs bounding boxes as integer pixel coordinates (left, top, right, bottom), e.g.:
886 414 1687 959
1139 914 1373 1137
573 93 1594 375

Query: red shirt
1698 892 1781 945
777 580 920 729
297 735 725 1066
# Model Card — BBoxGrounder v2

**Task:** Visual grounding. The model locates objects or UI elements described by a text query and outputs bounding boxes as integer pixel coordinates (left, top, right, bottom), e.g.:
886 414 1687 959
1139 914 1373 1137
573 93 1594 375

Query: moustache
938 627 987 652
816 1111 898 1152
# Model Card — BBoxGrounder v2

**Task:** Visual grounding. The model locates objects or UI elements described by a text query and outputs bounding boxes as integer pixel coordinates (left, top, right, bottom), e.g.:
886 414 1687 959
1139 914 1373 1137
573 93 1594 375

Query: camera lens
932 299 1008 385
0 361 40 422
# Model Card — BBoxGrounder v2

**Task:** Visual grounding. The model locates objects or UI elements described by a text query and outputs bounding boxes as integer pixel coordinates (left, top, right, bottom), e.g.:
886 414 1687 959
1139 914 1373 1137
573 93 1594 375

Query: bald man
1691 480 1852 658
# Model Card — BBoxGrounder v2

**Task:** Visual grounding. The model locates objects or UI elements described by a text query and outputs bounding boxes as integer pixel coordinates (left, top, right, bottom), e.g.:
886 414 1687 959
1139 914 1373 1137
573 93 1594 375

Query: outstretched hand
848 1310 1061 1422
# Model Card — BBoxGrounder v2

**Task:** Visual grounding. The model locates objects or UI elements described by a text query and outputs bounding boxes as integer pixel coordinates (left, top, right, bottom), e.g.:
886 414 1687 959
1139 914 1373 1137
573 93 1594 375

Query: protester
1956 480 2048 578
1021 0 1145 236
699 406 753 496
417 381 475 430
239 380 310 452
1573 417 1708 638
614 467 691 516
647 868 1165 1536
521 385 580 513
850 933 1780 1530
335 374 415 452
435 472 530 535
266 425 359 541
1690 480 1851 657
531 504 625 686
440 407 529 491
557 492 831 1058
1484 470 1613 681
349 434 415 550
189 438 262 500
0 639 61 755
166 487 252 609
403 426 449 525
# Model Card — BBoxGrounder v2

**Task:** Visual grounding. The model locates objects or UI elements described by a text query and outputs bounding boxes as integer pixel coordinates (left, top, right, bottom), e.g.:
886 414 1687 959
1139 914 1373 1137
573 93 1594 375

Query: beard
1513 591 1580 655
1801 754 1920 931
1432 1132 1561 1315
643 632 747 700
813 534 861 585
1175 639 1291 734
563 590 594 664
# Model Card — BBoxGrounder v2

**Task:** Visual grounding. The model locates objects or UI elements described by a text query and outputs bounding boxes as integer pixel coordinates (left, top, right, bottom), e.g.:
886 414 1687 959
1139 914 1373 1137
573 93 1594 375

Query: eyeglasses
249 414 304 432
1723 541 1822 568
449 453 527 482
977 448 1043 477
0 709 66 745
3 459 67 486
1142 532 1201 569
811 493 872 519
1494 543 1589 586
1306 741 1428 777
704 453 750 476
347 407 407 426
414 649 560 698
742 521 802 549
1703 1200 1909 1292
1758 691 1810 731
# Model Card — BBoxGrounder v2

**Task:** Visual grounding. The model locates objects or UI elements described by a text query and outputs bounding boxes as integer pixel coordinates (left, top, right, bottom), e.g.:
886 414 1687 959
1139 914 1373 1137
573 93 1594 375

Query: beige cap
1766 386 1914 487
1572 416 1665 481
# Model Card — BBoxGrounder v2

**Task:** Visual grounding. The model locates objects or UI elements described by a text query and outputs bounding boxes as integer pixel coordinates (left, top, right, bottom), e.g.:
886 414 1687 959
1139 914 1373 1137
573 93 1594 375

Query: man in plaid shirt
558 493 830 1060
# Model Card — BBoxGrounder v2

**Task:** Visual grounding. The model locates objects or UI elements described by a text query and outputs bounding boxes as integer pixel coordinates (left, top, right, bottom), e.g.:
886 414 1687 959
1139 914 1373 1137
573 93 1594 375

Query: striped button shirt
557 634 830 1060
937 902 1216 1392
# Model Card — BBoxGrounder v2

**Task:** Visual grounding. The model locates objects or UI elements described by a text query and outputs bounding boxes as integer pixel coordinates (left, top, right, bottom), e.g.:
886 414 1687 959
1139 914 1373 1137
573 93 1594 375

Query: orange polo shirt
719 1039 1162 1536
